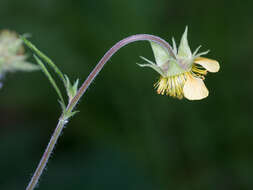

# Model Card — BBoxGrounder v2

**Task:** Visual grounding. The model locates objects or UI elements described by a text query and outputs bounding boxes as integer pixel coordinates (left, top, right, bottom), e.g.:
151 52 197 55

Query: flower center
154 73 188 99
154 64 208 99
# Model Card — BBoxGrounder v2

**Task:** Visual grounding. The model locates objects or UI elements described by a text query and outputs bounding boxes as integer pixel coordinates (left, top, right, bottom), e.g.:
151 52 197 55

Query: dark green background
0 0 253 189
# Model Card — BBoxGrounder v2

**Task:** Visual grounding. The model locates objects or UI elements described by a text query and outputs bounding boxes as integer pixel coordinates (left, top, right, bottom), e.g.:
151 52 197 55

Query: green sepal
138 56 166 77
166 59 186 76
172 37 177 55
178 26 192 58
149 41 174 67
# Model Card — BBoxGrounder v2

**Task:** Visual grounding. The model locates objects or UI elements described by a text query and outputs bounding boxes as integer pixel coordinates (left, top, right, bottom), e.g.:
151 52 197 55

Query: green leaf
72 79 79 94
64 74 79 102
58 100 66 112
63 110 79 120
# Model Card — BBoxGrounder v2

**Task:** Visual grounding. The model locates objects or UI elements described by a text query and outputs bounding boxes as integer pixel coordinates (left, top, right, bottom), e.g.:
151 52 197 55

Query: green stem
34 55 66 107
21 36 67 86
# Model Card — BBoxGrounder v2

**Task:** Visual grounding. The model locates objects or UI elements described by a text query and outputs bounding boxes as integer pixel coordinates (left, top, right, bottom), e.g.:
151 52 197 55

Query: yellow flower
138 27 220 100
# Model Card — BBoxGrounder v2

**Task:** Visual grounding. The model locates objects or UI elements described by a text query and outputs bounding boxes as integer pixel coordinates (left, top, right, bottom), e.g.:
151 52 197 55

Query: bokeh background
0 0 253 189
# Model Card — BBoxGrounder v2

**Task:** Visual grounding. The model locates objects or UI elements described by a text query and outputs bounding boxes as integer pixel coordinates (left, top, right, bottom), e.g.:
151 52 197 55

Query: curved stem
26 34 174 190
67 34 175 112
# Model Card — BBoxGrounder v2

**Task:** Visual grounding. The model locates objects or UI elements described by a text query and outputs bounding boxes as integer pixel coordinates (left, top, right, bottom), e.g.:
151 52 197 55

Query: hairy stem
67 34 175 112
26 117 65 190
26 34 174 190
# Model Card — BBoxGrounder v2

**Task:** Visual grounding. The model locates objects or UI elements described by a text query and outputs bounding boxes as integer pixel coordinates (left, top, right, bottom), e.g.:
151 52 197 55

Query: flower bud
0 30 38 88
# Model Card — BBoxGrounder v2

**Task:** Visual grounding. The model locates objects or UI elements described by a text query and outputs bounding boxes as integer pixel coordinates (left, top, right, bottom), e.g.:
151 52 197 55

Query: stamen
191 64 207 80
155 73 188 99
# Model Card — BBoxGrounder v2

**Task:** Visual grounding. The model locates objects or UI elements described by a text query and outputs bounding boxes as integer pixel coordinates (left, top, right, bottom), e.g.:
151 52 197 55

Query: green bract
138 26 220 100
138 26 209 77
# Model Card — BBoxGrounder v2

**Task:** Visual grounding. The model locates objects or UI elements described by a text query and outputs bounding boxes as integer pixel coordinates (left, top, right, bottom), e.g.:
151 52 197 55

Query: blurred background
0 0 253 189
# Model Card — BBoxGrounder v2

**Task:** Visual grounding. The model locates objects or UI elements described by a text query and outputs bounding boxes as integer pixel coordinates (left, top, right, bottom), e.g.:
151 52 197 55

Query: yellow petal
194 57 220 73
183 74 209 100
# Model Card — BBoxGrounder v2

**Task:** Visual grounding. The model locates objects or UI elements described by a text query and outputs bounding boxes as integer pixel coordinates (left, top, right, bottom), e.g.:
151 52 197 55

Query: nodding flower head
138 27 220 100
0 30 38 88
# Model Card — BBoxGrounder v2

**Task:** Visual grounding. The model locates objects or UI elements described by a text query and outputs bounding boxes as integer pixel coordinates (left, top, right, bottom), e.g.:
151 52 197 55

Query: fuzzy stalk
26 34 174 190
